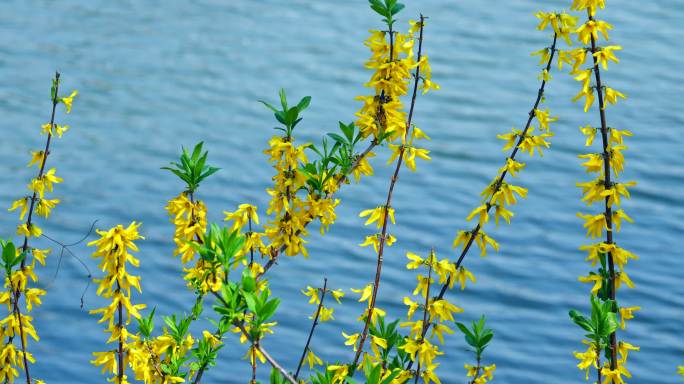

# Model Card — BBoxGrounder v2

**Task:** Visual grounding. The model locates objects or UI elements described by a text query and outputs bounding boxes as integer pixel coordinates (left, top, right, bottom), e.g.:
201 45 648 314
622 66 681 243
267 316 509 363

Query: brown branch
209 291 297 384
414 250 433 384
294 278 328 380
350 15 427 375
405 32 560 372
236 323 297 384
587 11 618 370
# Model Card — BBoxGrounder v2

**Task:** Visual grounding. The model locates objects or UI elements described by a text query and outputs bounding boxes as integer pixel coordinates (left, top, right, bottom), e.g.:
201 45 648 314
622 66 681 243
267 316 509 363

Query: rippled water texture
1 1 683 383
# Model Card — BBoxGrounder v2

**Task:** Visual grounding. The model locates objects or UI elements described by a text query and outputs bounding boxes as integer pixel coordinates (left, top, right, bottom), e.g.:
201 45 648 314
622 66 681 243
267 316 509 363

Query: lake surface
1 1 683 383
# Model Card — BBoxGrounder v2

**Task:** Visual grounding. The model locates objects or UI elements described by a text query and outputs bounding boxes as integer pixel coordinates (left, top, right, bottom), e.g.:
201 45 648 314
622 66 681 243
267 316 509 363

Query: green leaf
296 96 312 112
2 241 15 266
279 88 288 110
327 133 347 145
370 4 387 17
260 298 280 321
390 3 404 15
242 272 256 293
259 100 278 112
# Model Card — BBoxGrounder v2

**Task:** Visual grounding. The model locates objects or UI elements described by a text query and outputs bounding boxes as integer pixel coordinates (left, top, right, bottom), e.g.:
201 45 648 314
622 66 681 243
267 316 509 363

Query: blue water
1 1 683 383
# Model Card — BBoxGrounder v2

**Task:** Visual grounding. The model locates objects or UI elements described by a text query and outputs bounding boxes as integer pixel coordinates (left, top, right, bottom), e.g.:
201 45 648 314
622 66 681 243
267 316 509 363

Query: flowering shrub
1 1 675 384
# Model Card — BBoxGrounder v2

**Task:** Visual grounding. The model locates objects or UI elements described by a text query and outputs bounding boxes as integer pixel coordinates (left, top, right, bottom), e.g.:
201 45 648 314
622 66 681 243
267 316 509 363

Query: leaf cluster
368 0 405 28
162 142 220 193
456 315 494 361
301 121 367 195
0 239 25 275
569 296 618 356
260 89 312 137
369 316 409 368
194 224 244 270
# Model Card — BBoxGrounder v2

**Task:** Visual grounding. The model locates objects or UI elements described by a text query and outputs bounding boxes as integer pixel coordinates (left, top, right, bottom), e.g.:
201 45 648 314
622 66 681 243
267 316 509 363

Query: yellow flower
430 323 454 345
223 204 259 232
412 274 433 298
359 206 395 229
578 273 602 295
31 248 51 266
360 233 396 253
91 351 117 375
244 344 266 366
36 198 60 218
572 88 596 113
609 128 633 145
573 342 598 379
474 231 499 257
577 212 607 238
370 335 387 356
466 204 489 227
327 364 349 384
498 158 526 177
342 332 360 351
40 123 70 137
576 20 613 44
612 209 634 232
60 90 78 113
404 296 420 319
302 285 320 305
593 45 622 69
493 204 514 226
534 108 558 131
531 47 551 66
571 0 606 16
318 306 335 322
605 87 627 106
429 299 463 323
454 266 476 290
8 197 30 220
330 289 345 304
406 252 424 269
305 349 323 368
579 124 598 146
578 153 603 174
617 341 639 363
351 284 373 303
17 223 42 238
601 181 636 208
601 366 625 384
619 306 640 329
27 151 45 167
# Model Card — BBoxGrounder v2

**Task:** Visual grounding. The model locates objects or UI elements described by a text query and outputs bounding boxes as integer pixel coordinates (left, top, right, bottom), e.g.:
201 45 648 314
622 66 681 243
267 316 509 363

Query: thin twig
294 278 328 380
40 220 97 307
7 71 61 384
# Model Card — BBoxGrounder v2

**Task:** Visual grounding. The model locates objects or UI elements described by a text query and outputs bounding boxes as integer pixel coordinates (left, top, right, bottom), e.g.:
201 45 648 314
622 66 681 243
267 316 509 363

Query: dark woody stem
350 15 426 375
7 71 61 384
587 10 618 370
414 251 433 384
294 278 328 380
405 32 560 372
